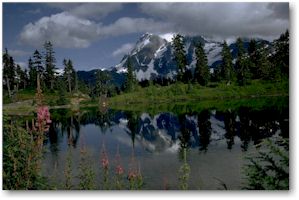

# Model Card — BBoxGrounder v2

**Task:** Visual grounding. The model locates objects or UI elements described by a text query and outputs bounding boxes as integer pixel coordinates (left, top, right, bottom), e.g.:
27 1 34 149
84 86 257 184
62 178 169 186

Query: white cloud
19 12 100 48
99 17 172 37
112 43 134 57
139 2 289 40
20 14 171 48
19 2 288 49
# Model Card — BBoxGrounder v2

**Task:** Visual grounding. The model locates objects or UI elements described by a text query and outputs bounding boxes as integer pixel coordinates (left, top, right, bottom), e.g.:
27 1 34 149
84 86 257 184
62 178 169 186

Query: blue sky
3 2 289 71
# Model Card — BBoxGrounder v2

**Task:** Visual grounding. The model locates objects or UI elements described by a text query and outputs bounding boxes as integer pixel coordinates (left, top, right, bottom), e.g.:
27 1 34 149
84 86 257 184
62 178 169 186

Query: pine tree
63 59 75 93
172 34 187 82
221 41 234 85
248 39 259 79
22 69 29 89
272 30 289 77
194 42 210 86
235 38 250 86
44 41 57 90
33 50 44 89
257 45 273 80
3 48 15 97
28 57 37 88
95 70 111 97
124 57 136 92
15 64 23 92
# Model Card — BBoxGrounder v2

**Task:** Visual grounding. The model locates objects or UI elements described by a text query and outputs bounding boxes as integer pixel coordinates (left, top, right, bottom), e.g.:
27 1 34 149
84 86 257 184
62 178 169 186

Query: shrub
244 136 289 190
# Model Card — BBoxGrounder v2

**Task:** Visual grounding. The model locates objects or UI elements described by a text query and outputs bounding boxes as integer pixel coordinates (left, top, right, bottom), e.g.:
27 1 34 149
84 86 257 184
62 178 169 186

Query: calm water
42 100 289 189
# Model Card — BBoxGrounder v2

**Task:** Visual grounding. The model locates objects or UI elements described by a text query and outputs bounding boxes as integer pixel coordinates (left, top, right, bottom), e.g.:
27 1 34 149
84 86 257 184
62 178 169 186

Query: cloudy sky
3 2 289 71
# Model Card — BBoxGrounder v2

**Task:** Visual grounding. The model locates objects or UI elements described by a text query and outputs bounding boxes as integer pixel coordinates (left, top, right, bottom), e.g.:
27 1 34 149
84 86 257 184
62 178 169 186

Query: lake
41 97 289 190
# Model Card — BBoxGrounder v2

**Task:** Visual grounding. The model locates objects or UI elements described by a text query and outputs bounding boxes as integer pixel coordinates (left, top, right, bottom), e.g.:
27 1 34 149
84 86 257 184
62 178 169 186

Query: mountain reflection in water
42 105 288 189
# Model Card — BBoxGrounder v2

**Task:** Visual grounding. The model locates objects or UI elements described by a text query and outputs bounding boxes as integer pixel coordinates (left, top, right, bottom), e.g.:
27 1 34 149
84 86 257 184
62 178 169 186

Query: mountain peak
113 33 270 81
159 33 175 43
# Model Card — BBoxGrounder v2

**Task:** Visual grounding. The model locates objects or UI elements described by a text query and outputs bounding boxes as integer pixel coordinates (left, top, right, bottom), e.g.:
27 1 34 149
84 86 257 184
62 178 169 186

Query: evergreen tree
271 30 289 77
33 50 44 89
172 34 187 82
194 42 210 86
15 64 23 92
248 39 259 79
43 41 57 90
95 70 111 97
28 57 37 88
236 38 250 85
3 48 15 97
124 57 136 92
22 69 29 89
221 41 234 84
257 45 274 80
63 59 75 93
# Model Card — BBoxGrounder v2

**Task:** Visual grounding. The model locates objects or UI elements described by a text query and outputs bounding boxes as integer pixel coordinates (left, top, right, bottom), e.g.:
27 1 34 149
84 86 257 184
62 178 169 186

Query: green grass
109 79 288 107
3 88 87 115
3 79 288 115
108 96 288 116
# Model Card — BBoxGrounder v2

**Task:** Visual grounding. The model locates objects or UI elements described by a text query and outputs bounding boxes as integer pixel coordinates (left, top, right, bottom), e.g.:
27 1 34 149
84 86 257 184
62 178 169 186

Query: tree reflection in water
238 107 251 151
197 110 211 152
40 101 288 189
47 104 288 155
177 115 192 189
225 109 238 150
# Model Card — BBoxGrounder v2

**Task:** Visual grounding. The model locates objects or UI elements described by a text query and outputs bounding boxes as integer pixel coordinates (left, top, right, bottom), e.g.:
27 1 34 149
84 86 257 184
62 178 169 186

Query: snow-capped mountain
114 33 269 81
76 33 270 85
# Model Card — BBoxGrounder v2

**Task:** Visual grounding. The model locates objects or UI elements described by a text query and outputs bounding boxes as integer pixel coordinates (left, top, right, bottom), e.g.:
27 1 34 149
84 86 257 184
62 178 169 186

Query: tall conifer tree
221 41 234 84
236 38 250 85
172 34 187 82
44 41 57 90
194 42 210 86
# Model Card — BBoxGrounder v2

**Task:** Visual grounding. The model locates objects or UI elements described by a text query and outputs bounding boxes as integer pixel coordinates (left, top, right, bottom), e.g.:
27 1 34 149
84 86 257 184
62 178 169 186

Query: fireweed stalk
26 77 52 188
114 146 124 190
3 76 52 189
78 137 96 190
127 150 143 190
101 143 110 190
178 148 191 190
64 148 73 190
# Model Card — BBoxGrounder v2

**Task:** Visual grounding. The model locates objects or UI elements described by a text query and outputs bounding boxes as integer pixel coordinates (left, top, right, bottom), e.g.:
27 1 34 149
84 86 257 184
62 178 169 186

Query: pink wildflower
127 170 138 181
101 156 109 170
101 144 109 170
115 165 124 175
37 106 52 124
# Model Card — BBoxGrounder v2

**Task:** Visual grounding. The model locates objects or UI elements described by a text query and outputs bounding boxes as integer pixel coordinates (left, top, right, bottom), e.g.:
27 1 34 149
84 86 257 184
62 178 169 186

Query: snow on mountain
204 42 223 66
154 43 167 58
159 33 175 43
113 33 269 81
115 32 167 81
115 57 128 73
131 33 153 55
136 59 158 81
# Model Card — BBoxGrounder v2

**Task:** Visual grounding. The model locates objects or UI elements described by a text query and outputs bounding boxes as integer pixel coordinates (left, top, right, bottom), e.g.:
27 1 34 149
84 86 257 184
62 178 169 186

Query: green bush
244 136 289 190
3 117 47 189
